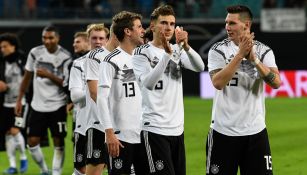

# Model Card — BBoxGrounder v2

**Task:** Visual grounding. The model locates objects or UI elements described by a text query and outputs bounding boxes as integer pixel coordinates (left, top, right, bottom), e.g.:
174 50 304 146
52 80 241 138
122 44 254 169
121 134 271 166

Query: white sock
28 144 48 172
52 146 65 175
13 132 27 160
5 135 17 168
73 168 85 175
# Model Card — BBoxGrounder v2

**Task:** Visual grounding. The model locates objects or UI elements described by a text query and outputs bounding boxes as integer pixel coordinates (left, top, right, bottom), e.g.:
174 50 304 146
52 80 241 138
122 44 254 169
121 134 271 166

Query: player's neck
119 40 135 55
47 45 58 54
152 38 165 49
105 42 116 53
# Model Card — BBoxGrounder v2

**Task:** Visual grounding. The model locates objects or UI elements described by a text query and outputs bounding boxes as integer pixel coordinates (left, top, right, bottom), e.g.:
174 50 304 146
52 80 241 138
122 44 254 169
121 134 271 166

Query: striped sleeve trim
134 44 150 55
30 53 36 60
210 39 230 51
104 49 121 62
73 65 83 72
88 48 105 63
134 44 151 63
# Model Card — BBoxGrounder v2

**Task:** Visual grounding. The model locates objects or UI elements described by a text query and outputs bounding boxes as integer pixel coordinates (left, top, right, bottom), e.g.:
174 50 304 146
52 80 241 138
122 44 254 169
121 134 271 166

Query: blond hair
86 23 110 38
74 31 88 39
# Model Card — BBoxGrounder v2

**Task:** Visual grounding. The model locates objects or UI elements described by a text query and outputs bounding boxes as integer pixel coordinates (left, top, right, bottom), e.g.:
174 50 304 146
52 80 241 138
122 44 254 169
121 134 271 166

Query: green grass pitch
1 97 306 174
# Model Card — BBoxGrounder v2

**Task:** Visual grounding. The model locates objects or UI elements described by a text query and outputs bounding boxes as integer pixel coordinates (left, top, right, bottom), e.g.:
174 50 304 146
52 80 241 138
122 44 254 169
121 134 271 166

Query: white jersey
69 56 87 135
132 42 204 136
208 39 277 136
97 47 142 143
4 61 25 107
84 47 110 132
25 45 71 112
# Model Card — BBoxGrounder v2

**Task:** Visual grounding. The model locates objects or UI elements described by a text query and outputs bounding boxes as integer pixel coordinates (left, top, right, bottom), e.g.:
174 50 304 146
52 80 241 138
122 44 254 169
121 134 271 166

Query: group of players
0 3 281 175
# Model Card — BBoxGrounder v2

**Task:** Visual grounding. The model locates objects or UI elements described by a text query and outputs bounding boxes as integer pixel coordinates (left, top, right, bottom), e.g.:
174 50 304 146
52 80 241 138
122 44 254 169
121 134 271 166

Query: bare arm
211 33 254 90
87 80 97 102
15 70 33 116
0 81 8 92
248 51 281 89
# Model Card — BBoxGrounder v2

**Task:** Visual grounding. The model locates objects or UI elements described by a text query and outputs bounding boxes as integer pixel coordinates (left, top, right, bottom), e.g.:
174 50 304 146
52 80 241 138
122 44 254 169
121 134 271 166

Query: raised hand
175 26 190 51
238 32 254 59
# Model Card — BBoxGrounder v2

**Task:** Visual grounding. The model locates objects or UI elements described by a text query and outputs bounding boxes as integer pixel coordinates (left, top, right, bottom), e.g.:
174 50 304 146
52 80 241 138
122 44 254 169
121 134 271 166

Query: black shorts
85 128 107 165
206 128 273 175
107 141 145 175
74 132 87 169
0 106 27 131
27 105 67 138
140 131 186 175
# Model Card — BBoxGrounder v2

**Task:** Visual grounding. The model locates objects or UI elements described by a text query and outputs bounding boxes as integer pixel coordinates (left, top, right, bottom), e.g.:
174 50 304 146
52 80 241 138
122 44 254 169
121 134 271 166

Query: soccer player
69 31 90 175
67 31 90 125
83 23 118 175
72 32 90 59
15 25 72 175
0 33 28 174
97 11 145 175
132 5 204 175
206 5 281 175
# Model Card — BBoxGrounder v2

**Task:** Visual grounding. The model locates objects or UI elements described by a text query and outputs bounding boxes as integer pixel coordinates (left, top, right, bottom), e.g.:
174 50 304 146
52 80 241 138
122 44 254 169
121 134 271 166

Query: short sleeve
84 58 100 81
25 51 35 72
208 49 226 72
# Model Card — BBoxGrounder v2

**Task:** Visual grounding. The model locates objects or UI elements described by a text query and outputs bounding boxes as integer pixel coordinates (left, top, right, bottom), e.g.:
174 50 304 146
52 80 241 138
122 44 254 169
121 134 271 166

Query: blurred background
0 1 307 174
0 0 306 97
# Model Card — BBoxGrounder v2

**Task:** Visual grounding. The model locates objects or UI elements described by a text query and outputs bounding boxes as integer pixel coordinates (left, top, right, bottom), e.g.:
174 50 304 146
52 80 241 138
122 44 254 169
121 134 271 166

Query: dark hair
226 5 253 21
143 27 153 42
150 5 175 21
0 33 20 50
43 25 60 36
112 11 142 42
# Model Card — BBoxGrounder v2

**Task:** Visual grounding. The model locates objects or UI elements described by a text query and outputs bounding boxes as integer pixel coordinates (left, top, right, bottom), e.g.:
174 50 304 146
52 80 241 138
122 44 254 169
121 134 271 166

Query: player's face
88 30 108 49
225 13 247 44
0 41 15 57
73 36 89 54
129 19 145 46
42 31 59 52
153 15 175 41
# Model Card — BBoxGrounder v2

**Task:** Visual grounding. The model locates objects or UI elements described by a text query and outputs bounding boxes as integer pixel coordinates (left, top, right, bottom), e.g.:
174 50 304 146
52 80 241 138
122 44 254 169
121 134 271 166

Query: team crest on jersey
93 149 101 158
114 159 123 169
77 154 83 162
155 160 164 171
210 164 219 174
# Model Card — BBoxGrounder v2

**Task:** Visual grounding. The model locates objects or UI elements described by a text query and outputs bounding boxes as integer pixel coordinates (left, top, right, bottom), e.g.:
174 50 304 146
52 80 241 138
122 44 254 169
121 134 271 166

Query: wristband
14 117 24 128
251 57 260 66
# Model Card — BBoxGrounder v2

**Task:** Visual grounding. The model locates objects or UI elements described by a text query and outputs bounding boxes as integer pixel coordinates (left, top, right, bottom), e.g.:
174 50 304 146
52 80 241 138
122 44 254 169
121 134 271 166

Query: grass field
1 97 306 175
